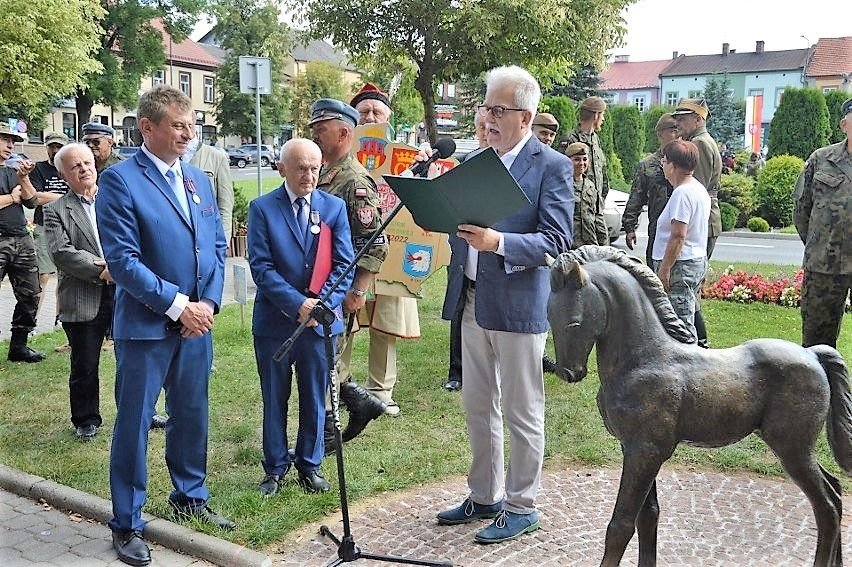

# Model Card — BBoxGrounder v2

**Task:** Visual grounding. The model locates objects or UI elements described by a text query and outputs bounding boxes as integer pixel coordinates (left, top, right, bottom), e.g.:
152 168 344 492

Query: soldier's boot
7 329 46 363
340 380 386 442
323 414 337 457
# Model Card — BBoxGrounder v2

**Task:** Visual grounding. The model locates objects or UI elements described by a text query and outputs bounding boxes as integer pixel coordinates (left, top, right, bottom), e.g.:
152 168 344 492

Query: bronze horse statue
547 246 852 567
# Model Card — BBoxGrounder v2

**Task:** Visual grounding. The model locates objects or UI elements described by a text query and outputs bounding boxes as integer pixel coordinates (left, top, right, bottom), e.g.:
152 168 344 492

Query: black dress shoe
340 381 385 442
259 474 281 496
75 424 98 440
297 470 330 493
112 529 150 566
168 502 236 531
150 414 168 429
7 346 46 363
444 379 462 391
542 355 558 375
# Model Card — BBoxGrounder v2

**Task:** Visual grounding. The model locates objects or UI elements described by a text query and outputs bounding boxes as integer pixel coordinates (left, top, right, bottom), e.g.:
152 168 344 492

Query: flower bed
703 266 804 308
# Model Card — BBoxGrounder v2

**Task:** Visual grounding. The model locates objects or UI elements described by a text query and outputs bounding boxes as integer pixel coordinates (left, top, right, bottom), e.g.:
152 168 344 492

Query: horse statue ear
550 257 587 290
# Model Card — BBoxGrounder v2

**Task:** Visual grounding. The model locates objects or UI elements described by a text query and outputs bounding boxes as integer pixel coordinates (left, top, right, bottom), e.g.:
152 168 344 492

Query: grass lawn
1 265 850 550
234 177 281 200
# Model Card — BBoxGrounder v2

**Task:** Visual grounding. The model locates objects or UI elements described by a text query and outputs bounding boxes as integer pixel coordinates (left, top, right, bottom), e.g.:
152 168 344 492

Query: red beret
350 82 391 109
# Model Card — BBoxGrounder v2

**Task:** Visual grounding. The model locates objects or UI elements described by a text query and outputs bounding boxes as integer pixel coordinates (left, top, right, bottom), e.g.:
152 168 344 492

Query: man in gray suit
44 143 114 440
436 66 574 543
184 138 234 243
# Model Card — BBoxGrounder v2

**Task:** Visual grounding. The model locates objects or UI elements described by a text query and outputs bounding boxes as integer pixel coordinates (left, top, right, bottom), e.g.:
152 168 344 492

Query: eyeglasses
83 137 107 148
477 104 526 119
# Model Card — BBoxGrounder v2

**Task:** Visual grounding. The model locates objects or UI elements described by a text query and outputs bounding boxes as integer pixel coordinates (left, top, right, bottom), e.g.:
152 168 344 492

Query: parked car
238 144 277 168
227 148 254 169
603 188 629 244
117 146 139 159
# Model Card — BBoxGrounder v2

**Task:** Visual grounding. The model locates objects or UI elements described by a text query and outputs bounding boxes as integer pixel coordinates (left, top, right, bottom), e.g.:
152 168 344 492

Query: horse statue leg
636 480 659 567
819 464 843 567
601 448 667 567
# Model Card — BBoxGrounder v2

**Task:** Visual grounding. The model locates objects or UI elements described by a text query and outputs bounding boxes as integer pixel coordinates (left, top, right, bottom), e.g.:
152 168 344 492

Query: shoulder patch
355 187 368 198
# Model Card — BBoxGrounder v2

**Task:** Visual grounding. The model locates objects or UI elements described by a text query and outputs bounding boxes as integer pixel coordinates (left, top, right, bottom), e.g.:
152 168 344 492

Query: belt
465 277 476 290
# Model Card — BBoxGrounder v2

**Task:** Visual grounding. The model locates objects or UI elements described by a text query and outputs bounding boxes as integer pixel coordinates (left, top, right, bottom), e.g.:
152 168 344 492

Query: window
748 88 763 97
687 90 702 99
775 88 786 106
153 70 165 86
62 112 76 140
179 72 191 96
203 76 215 103
631 95 646 112
600 92 616 105
447 84 456 98
822 86 837 94
665 91 678 106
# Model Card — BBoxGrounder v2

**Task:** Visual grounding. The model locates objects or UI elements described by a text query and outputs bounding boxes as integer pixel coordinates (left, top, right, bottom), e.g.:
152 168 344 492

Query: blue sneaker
474 510 540 544
436 498 502 525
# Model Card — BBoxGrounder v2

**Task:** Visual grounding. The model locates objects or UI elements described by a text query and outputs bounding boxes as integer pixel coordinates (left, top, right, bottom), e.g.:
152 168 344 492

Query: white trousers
461 287 547 514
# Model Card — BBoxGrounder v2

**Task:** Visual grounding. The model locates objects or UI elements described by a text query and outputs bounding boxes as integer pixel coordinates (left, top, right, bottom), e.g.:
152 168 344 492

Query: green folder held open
382 148 531 234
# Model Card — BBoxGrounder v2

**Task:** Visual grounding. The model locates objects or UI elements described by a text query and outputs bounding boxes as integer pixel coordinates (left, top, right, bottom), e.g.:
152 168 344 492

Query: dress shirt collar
140 144 183 184
284 183 312 208
499 131 532 170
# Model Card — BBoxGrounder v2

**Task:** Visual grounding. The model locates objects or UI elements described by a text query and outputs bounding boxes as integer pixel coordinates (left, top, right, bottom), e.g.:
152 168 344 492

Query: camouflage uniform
682 126 722 257
96 151 123 174
622 149 673 266
317 153 388 379
572 174 607 247
792 140 852 349
564 129 609 244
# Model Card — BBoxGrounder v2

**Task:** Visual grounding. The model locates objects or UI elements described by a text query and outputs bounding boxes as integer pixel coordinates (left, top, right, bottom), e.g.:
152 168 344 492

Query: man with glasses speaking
81 123 123 174
436 66 574 544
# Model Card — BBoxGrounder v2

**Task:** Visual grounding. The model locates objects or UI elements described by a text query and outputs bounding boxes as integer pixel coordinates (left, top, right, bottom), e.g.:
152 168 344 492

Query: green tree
290 62 347 134
824 89 848 144
609 105 644 184
704 73 743 149
0 0 103 117
357 57 424 131
547 64 603 101
768 87 830 160
599 109 625 189
642 105 674 153
74 0 206 126
539 96 576 143
288 0 632 144
211 0 291 140
753 154 804 227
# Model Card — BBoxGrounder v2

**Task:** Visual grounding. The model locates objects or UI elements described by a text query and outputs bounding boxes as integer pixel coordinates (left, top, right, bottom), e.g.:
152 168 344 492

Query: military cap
350 82 391 109
44 132 69 147
655 113 678 132
309 99 359 128
565 142 589 157
532 112 560 132
0 123 25 142
672 98 710 120
841 98 852 118
81 122 115 137
580 96 607 113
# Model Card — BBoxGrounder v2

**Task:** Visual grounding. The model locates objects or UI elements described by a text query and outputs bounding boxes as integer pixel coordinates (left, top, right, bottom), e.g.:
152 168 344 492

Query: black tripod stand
275 197 452 567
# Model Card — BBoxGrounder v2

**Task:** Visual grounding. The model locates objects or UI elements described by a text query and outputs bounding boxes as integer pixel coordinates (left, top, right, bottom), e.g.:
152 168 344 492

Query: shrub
734 149 752 173
233 185 249 235
642 105 674 153
753 154 804 227
610 105 645 185
747 217 770 232
539 95 576 145
719 202 739 232
768 87 830 160
825 90 848 144
599 108 626 188
719 173 756 226
703 266 804 307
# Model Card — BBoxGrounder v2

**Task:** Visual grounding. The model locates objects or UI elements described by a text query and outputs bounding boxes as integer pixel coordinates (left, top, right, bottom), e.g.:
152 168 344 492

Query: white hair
484 65 541 115
53 143 94 174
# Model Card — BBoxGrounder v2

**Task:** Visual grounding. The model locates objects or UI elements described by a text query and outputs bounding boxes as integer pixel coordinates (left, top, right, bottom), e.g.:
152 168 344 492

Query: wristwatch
350 289 366 297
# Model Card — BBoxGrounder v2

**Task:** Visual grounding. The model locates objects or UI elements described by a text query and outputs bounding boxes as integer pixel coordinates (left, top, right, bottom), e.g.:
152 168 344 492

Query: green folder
382 148 531 234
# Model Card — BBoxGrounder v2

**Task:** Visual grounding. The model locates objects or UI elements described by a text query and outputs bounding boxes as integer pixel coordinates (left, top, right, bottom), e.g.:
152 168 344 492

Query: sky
617 0 850 62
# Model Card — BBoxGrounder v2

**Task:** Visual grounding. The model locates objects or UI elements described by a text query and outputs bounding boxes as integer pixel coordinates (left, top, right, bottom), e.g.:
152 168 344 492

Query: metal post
254 63 263 200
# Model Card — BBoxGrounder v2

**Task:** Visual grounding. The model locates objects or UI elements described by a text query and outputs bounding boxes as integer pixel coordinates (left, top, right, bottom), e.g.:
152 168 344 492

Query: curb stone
0 464 271 567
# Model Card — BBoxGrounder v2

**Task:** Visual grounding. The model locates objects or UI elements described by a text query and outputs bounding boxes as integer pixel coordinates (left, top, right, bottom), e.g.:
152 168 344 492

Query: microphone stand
274 180 452 567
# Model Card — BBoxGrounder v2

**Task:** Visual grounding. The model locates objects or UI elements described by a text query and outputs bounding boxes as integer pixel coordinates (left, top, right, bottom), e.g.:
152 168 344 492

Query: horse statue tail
812 345 852 475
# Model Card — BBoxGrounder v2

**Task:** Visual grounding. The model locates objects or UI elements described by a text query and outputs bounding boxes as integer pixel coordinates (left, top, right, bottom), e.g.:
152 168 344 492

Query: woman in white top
652 139 711 341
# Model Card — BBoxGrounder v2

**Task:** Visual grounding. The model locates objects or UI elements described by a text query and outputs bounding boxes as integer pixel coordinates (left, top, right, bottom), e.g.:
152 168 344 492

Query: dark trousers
62 288 113 428
448 309 463 383
0 235 40 334
801 271 852 349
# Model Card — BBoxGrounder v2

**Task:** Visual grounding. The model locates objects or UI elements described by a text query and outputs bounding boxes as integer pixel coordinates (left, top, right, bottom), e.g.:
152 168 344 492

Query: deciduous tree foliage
357 56 425 132
768 87 830 160
704 73 743 149
609 104 644 184
289 0 632 143
0 0 103 117
211 0 291 140
74 0 206 126
290 62 347 134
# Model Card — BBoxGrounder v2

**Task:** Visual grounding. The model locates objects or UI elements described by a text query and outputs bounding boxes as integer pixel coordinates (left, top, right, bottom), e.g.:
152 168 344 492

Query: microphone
408 138 456 177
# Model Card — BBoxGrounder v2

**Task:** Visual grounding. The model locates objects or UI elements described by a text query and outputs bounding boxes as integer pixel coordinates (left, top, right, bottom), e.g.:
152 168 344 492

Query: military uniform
572 174 607 247
793 139 852 349
622 149 673 265
563 129 609 201
97 151 123 174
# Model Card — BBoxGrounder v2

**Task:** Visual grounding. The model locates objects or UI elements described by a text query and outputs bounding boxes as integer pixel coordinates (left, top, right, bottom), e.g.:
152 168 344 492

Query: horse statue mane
556 245 696 344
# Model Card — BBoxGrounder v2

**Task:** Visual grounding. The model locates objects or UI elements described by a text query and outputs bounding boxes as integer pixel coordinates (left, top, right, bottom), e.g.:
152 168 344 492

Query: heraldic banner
350 124 454 298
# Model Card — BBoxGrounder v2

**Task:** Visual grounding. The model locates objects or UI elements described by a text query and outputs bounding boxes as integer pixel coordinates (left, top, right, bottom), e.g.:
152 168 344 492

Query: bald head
277 138 322 197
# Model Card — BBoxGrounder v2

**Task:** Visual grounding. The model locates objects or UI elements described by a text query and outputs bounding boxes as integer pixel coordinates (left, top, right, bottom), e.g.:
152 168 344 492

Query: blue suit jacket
248 186 354 338
442 136 574 333
96 150 227 339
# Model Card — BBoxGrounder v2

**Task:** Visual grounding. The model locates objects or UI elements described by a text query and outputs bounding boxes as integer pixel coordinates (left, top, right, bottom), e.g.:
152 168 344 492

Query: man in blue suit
96 85 231 567
249 138 354 496
435 66 574 544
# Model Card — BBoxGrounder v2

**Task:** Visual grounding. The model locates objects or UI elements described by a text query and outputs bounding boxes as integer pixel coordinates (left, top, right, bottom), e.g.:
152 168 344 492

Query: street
229 163 278 182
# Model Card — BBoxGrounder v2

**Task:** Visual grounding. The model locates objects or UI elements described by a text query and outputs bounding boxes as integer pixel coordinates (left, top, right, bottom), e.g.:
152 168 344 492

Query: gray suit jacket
190 144 234 241
43 192 109 322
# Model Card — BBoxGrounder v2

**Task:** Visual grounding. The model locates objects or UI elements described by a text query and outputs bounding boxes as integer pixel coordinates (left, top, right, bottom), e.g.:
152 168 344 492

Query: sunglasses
83 137 108 148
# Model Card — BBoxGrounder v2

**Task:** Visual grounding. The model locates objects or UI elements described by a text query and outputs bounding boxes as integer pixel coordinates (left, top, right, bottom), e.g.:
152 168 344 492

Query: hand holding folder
381 148 531 234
